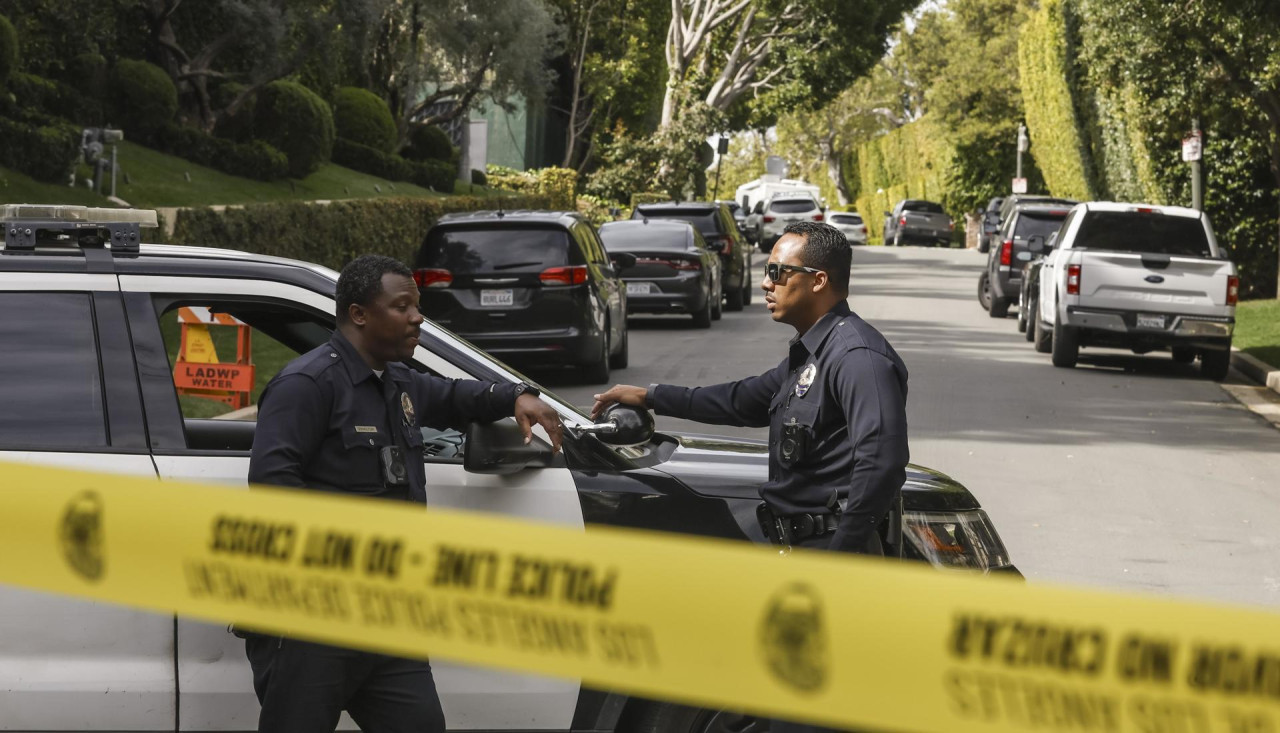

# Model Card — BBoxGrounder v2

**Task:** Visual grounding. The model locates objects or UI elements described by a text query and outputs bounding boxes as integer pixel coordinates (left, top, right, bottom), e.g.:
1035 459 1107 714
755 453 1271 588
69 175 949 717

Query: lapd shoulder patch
759 582 828 693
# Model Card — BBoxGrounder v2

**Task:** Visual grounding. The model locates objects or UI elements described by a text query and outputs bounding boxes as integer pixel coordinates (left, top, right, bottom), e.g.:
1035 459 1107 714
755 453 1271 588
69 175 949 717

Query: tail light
861 225 868 234
812 213 824 221
413 268 452 288
1067 264 1081 295
706 234 734 255
539 265 588 286
762 216 776 223
948 220 955 231
999 240 1013 267
1227 275 1239 305
899 216 907 226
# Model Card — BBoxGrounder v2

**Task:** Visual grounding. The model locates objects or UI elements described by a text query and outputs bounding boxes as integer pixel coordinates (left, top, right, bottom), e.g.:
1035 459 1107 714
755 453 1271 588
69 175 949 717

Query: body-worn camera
778 421 810 467
379 446 408 486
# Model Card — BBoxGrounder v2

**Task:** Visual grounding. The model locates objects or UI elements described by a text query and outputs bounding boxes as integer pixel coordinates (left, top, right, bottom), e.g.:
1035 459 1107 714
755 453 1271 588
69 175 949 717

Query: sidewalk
1225 349 1280 430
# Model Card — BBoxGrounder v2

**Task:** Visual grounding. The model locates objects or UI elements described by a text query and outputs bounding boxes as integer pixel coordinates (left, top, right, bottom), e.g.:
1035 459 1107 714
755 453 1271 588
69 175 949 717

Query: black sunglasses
765 262 824 282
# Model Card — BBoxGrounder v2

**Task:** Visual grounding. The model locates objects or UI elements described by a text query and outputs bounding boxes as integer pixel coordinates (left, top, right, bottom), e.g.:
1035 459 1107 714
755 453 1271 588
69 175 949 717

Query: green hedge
487 166 579 210
148 122 289 181
171 195 553 269
1018 0 1095 200
332 87 397 154
852 117 956 244
254 80 335 178
5 71 100 125
0 15 16 89
331 138 458 192
109 59 177 137
0 113 81 182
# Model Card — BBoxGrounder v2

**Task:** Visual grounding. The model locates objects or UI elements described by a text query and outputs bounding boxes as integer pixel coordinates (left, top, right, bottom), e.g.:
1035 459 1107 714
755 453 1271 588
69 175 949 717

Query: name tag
354 426 379 433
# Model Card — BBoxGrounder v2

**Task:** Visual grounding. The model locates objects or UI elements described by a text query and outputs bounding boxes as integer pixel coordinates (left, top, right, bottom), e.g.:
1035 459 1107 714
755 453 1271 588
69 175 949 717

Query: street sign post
1184 122 1203 210
1012 177 1028 194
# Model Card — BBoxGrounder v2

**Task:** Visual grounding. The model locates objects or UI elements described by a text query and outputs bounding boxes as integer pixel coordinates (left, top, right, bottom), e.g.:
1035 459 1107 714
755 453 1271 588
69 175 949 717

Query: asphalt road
535 245 1280 608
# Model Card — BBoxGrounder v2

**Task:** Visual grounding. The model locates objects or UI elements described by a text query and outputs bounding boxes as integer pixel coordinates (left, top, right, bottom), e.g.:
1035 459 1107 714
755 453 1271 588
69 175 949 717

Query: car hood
653 432 980 512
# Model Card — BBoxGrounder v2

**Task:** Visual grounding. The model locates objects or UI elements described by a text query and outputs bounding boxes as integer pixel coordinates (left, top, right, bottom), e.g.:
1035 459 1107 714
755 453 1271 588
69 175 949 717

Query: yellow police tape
3 459 1280 732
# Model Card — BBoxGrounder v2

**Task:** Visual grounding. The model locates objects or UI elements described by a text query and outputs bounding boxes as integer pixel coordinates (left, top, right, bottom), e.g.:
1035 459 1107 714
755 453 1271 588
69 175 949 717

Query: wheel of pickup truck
1021 297 1036 341
977 272 992 311
1051 319 1079 368
1033 312 1052 353
989 295 1010 318
1171 346 1195 364
1200 348 1230 381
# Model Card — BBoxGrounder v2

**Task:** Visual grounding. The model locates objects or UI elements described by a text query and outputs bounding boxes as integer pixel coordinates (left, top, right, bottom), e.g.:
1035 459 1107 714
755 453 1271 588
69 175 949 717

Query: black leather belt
757 503 840 545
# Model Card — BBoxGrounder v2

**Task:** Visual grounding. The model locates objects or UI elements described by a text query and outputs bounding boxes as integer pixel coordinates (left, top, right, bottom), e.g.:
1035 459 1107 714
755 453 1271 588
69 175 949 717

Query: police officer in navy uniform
593 221 908 732
246 254 563 733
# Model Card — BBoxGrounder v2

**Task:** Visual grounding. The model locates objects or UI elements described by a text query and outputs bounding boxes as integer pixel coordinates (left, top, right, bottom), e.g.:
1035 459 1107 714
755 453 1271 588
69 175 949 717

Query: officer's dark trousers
245 634 446 733
770 532 883 733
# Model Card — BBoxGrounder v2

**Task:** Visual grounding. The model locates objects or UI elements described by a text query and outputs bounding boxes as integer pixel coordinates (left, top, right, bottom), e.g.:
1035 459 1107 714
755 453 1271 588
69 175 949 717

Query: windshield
1074 211 1212 257
420 227 577 273
637 208 719 235
830 214 863 225
1013 213 1067 240
769 199 817 213
903 201 944 213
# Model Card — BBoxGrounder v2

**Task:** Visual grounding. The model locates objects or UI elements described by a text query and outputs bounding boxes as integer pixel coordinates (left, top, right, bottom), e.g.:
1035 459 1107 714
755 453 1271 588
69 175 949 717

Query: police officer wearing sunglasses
595 218 908 556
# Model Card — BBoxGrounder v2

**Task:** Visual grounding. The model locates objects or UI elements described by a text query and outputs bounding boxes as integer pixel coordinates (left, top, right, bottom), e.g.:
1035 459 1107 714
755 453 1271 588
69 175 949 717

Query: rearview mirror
1027 235 1046 255
882 211 891 218
575 404 654 447
611 252 638 269
464 419 561 475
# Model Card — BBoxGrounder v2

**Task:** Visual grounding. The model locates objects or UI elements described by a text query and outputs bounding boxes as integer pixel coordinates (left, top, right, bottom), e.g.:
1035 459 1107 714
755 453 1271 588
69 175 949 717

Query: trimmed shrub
403 123 458 163
109 59 177 137
487 166 578 209
149 122 289 181
0 114 81 182
331 138 459 192
6 71 99 125
64 53 107 100
629 192 669 209
211 82 256 143
253 80 335 178
470 168 487 187
332 87 396 154
0 15 16 89
171 194 553 269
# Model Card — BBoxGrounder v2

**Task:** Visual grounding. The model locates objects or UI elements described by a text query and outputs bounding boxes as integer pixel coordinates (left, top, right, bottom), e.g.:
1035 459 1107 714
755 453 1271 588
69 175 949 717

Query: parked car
1034 202 1238 379
828 211 869 245
1018 230 1058 342
717 199 750 240
750 194 824 252
631 201 753 311
978 196 1004 253
598 219 722 327
883 199 952 246
978 203 1071 318
0 203 1019 733
414 210 629 383
997 194 1078 225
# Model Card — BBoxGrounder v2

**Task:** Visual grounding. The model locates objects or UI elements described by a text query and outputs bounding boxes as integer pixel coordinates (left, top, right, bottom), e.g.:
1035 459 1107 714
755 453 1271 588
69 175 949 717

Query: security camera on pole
1012 123 1029 194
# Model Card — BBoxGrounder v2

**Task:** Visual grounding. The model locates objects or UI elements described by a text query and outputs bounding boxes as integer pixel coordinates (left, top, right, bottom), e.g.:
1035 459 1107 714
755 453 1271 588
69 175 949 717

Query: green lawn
1235 298 1280 369
0 166 115 207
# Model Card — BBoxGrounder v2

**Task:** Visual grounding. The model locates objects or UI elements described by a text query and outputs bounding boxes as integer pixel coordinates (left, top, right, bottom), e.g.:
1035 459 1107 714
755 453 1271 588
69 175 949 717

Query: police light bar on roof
0 204 159 228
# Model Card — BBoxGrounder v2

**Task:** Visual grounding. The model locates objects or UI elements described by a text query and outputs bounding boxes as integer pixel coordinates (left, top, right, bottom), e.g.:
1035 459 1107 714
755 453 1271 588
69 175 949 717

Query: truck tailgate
1077 252 1233 316
904 212 949 233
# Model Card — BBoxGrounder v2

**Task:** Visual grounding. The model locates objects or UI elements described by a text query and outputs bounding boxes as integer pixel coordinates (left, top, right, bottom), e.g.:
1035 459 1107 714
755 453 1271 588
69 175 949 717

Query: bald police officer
247 254 563 733
593 220 909 731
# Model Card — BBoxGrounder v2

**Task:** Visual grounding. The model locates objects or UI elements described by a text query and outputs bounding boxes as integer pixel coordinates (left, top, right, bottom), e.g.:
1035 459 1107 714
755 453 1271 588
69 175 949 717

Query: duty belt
756 503 839 547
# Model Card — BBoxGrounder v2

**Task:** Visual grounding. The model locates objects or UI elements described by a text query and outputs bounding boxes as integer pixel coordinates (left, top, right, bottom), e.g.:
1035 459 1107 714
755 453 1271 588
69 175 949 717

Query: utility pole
711 135 729 201
1189 118 1203 211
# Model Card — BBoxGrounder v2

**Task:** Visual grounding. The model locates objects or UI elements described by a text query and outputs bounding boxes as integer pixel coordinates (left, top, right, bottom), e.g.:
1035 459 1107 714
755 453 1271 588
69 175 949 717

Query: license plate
480 289 513 307
626 282 653 295
1136 313 1166 329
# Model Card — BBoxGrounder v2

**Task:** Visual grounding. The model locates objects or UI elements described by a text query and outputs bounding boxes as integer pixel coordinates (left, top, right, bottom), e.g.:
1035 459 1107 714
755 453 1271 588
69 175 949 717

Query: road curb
1231 348 1280 395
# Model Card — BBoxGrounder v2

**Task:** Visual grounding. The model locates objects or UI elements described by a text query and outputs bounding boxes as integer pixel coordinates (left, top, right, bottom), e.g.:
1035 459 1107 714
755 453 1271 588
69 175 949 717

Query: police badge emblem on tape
760 582 828 693
795 363 816 397
60 490 105 582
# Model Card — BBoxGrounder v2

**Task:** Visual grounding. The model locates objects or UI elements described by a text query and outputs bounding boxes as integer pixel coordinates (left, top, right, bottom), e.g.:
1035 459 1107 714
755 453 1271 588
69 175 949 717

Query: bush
149 122 289 181
403 124 458 163
0 114 81 182
5 71 99 125
0 15 16 89
332 87 396 154
109 59 177 137
253 80 335 178
470 168 487 187
331 137 459 192
64 53 107 100
211 82 256 143
172 194 554 269
487 166 578 209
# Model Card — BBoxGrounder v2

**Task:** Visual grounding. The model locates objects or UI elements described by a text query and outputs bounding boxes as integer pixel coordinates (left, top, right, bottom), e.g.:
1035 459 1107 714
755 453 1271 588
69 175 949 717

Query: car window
830 213 862 225
0 292 106 449
420 227 581 273
577 224 609 265
638 208 719 235
1074 211 1212 257
769 199 817 214
903 201 944 213
600 224 690 251
1013 213 1068 241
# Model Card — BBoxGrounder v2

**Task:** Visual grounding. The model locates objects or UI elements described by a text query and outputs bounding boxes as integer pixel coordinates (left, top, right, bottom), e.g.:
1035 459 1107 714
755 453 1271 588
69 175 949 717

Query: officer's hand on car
515 393 564 453
590 385 648 420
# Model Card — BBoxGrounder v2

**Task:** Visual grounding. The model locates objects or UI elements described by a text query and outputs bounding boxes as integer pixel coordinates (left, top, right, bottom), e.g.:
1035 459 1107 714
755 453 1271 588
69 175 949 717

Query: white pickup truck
1034 202 1238 379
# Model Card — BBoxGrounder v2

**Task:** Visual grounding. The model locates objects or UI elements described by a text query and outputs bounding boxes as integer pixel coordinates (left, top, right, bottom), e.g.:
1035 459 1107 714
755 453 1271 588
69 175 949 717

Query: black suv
631 201 754 311
979 204 1071 318
414 210 629 383
0 204 1018 733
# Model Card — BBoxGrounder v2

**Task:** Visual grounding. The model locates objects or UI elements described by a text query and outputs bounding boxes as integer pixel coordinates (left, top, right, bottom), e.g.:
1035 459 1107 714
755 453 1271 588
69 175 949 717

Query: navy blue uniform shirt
249 331 520 502
652 302 909 552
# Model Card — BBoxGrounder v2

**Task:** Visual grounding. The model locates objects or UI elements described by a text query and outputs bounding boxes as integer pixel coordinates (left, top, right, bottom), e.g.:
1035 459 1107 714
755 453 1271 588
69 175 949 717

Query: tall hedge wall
852 117 956 244
171 195 552 270
1018 0 1096 201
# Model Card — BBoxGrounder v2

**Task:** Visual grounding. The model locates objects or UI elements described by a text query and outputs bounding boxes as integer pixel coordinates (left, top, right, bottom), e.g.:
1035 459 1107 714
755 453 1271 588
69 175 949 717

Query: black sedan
599 219 722 327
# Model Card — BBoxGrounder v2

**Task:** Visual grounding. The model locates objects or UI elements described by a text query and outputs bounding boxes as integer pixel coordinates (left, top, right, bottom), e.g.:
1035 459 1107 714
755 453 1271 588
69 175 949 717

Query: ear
348 302 367 327
811 270 830 294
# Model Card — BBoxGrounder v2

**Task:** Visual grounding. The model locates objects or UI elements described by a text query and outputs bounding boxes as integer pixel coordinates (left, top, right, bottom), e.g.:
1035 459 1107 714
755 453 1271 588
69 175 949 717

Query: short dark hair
336 254 413 323
782 221 851 294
